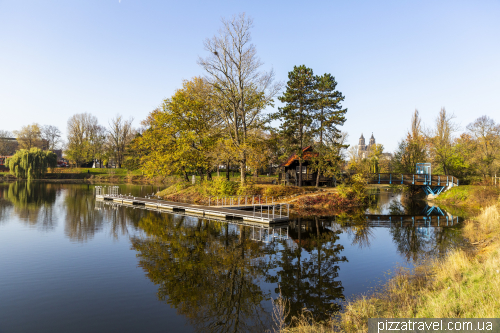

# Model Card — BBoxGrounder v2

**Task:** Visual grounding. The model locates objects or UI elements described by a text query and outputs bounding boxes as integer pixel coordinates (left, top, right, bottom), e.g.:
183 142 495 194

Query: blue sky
1 0 499 152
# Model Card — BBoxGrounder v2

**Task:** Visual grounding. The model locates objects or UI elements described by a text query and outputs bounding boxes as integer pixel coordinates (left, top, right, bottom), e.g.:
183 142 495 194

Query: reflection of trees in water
335 209 375 249
2 182 58 230
0 198 12 225
131 212 272 333
390 225 463 262
64 186 144 242
64 186 104 241
273 217 347 321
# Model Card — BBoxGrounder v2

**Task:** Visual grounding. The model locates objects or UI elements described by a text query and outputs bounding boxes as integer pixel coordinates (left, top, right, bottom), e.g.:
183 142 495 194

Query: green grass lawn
50 167 143 175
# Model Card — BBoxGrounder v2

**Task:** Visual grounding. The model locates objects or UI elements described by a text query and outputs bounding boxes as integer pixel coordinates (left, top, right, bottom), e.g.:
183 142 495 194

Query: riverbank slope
277 190 500 332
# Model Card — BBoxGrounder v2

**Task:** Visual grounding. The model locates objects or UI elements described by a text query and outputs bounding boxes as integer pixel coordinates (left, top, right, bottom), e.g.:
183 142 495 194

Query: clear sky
1 0 499 152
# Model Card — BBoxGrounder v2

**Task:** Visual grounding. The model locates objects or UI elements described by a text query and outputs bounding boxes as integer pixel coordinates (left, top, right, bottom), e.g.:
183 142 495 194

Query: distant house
278 146 335 186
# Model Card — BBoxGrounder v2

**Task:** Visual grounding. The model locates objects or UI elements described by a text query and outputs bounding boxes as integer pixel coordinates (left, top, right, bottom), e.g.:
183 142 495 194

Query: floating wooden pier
95 193 290 224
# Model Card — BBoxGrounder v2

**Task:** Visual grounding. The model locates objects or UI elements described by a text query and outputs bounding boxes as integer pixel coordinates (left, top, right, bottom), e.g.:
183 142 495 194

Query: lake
0 182 466 333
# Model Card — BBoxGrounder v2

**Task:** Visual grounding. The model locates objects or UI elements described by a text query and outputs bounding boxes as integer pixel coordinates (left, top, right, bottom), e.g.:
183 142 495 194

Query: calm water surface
0 182 466 333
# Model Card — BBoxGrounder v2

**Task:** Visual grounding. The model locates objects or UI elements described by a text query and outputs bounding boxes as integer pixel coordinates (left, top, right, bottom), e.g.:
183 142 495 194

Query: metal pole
280 204 282 218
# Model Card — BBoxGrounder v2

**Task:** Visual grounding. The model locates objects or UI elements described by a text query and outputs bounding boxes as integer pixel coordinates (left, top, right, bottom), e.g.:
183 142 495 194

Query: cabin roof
281 146 319 167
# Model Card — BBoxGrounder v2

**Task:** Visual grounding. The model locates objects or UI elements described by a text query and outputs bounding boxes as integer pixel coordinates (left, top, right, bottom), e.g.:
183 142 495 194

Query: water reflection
130 213 273 333
275 217 347 319
2 182 58 230
0 182 467 333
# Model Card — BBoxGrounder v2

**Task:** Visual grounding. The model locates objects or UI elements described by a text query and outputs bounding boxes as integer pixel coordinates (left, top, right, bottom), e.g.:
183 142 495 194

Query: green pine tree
311 73 348 186
275 65 316 187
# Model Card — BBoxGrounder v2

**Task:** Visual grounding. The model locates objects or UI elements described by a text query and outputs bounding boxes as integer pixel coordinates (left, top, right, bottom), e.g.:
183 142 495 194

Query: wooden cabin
278 146 335 186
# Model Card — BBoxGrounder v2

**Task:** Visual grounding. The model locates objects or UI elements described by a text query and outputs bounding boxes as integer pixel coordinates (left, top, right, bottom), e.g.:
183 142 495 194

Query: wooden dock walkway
95 194 289 224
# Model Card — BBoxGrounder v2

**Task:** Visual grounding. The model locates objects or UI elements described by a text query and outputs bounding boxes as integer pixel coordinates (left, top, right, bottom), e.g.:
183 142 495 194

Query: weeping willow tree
7 148 57 179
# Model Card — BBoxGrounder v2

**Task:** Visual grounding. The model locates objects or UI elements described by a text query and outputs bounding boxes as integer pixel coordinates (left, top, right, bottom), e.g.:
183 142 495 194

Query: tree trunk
198 168 204 182
226 160 230 181
217 165 220 177
240 159 246 185
298 160 303 187
183 171 189 182
316 168 320 187
206 168 212 181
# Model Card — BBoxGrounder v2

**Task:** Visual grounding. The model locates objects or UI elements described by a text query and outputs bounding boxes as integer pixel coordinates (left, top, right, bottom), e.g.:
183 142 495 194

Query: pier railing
208 195 277 207
368 174 459 186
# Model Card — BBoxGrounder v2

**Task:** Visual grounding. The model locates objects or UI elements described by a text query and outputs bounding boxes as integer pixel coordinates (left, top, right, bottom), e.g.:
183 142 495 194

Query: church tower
359 134 366 149
369 133 376 148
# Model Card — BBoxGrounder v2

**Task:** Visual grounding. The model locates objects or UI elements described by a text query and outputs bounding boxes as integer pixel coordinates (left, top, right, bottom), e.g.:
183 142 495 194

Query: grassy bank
156 179 317 205
0 168 169 184
432 185 500 211
275 200 500 332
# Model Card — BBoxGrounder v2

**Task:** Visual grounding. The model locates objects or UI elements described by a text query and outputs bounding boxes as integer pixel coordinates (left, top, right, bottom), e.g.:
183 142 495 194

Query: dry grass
434 185 500 210
275 204 500 333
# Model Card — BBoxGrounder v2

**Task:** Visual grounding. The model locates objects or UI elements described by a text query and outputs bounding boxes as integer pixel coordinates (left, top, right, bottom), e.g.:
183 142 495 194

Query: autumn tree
123 131 146 171
66 113 104 167
465 115 500 178
198 13 281 185
41 125 62 151
426 108 459 175
246 130 273 177
393 110 427 174
14 123 43 150
138 78 222 180
107 115 134 168
311 131 349 186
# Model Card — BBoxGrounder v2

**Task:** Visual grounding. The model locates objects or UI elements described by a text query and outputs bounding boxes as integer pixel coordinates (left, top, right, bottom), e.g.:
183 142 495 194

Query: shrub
202 176 239 196
262 185 304 197
237 183 260 196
